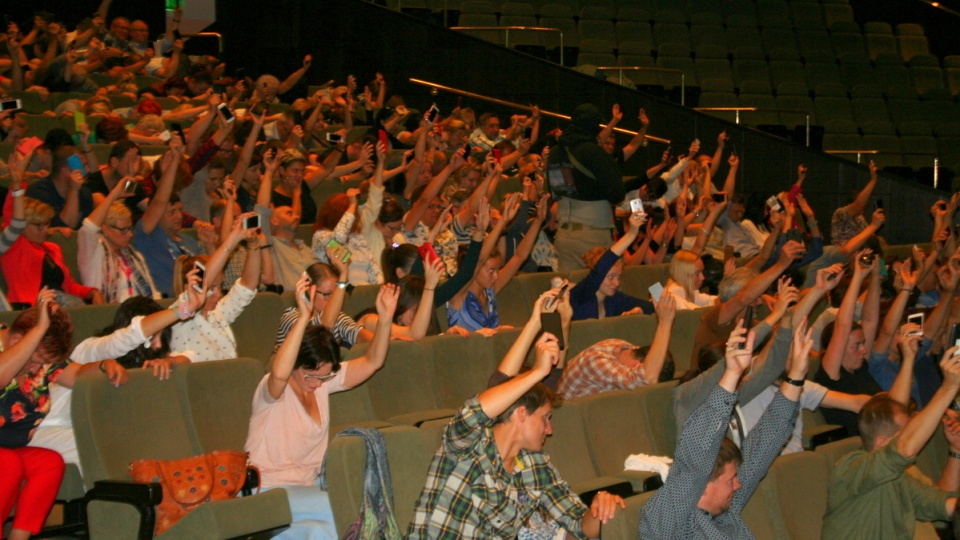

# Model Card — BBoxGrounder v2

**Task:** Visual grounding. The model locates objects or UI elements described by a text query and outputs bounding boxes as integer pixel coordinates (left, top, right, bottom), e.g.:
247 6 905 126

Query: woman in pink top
244 275 398 538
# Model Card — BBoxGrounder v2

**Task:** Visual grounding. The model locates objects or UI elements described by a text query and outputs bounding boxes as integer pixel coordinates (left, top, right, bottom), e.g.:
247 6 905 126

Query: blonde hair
278 148 306 168
104 201 132 228
134 114 165 135
23 197 55 225
669 249 700 299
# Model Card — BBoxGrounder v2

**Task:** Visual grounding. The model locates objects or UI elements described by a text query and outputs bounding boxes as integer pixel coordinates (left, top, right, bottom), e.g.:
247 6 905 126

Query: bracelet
99 361 108 373
950 450 960 460
174 303 195 320
784 377 805 387
259 244 273 250
423 288 435 291
11 189 24 197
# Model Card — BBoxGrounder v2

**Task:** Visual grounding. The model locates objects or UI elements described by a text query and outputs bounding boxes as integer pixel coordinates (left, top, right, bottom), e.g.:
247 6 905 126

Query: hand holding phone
630 198 644 215
544 283 569 311
907 312 924 336
217 103 236 123
649 282 664 303
193 262 206 292
418 242 439 265
242 214 260 230
739 306 754 350
540 311 565 352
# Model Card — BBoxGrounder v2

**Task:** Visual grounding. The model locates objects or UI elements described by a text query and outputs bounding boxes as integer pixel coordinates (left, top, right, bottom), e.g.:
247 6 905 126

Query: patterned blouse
0 361 68 448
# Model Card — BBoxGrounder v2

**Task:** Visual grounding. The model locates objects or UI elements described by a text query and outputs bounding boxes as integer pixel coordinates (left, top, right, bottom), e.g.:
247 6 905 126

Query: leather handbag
129 450 249 536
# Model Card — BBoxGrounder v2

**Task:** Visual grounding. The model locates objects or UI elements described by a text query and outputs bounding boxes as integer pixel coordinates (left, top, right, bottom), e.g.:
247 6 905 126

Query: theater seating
72 358 291 538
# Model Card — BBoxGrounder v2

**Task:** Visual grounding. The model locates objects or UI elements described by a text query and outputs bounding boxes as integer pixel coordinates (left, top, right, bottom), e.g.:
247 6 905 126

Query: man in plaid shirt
408 333 625 539
558 292 676 400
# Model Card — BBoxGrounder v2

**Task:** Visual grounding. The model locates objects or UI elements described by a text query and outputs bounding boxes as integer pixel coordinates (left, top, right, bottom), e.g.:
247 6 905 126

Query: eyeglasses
303 371 338 382
106 223 134 234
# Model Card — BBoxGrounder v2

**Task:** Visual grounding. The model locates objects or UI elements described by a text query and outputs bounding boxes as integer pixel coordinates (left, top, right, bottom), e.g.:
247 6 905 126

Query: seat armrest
578 480 635 507
83 480 162 540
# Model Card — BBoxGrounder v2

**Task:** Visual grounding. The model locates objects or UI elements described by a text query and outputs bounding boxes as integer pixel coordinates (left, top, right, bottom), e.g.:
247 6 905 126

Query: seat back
363 339 447 422
73 369 198 484
231 293 287 366
769 451 831 540
428 332 502 409
580 390 651 477
176 358 264 453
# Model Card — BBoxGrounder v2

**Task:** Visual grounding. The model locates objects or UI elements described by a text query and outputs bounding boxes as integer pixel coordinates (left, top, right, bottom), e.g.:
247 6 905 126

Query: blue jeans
262 483 338 539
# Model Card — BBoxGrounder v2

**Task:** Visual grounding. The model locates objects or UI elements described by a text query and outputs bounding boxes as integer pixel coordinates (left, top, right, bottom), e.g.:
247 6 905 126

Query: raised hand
724 320 755 375
294 273 316 319
376 283 400 320
533 331 561 374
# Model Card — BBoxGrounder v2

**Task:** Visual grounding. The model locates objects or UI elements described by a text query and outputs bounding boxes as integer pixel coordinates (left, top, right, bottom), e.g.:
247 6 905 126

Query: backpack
546 143 596 200
320 427 403 540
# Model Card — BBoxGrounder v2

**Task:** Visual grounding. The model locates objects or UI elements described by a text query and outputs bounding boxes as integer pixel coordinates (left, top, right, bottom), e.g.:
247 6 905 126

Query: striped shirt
273 307 363 351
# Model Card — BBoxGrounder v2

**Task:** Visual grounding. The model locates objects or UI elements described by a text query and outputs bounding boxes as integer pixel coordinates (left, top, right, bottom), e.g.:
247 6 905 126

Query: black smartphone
0 99 21 112
426 103 439 123
739 306 753 350
170 122 186 143
874 199 884 211
242 214 260 230
326 132 343 143
711 192 725 203
540 311 565 353
218 103 235 123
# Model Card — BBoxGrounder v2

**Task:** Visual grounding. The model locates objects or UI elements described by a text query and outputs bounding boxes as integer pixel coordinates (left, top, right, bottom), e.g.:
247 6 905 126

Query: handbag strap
563 144 597 181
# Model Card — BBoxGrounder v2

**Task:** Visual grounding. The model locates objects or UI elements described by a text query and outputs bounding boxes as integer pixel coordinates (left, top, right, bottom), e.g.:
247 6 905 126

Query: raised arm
622 108 649 162
268 276 313 399
708 131 727 179
897 348 960 459
644 292 677 383
0 291 54 387
140 137 184 234
255 148 279 208
494 194 546 293
861 258 882 352
717 240 804 326
690 197 728 256
402 151 463 233
889 328 920 406
821 253 871 380
478 333 559 418
342 284 398 388
229 112 265 182
597 104 622 146
845 160 879 220
873 260 917 355
278 55 311 95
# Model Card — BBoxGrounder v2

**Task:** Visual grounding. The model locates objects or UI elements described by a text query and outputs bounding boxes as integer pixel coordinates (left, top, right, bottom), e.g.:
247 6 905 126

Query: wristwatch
336 281 349 290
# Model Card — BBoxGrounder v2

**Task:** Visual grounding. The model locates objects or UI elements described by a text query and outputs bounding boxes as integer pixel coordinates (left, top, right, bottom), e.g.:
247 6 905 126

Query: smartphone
540 311 565 352
739 306 754 350
217 103 235 123
545 283 570 311
74 111 86 130
170 122 186 143
649 282 664 303
630 198 644 214
123 178 137 193
724 245 735 264
327 238 352 263
950 323 960 355
874 199 884 211
417 242 439 264
711 192 726 203
378 129 389 149
67 154 85 173
491 148 502 163
426 103 440 123
158 129 172 142
0 99 21 112
326 132 343 143
193 262 206 292
907 312 924 336
859 252 875 267
16 136 43 156
766 195 783 212
242 214 260 230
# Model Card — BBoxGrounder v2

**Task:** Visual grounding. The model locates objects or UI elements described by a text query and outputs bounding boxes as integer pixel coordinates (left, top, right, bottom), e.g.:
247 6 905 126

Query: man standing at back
546 103 623 273
821 347 960 539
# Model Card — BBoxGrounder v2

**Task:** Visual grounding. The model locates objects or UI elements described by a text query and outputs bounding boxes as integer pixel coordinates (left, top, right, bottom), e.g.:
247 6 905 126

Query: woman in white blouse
664 249 718 310
169 215 262 362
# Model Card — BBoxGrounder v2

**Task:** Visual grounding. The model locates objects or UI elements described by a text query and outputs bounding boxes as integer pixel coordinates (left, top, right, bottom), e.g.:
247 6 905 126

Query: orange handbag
129 450 249 536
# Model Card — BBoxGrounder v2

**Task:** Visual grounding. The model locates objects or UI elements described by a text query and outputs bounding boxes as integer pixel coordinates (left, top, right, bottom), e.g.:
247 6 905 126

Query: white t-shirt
665 281 717 311
739 380 829 455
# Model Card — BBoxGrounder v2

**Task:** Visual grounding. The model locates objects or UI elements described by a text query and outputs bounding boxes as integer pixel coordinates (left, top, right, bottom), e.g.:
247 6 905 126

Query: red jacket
1 235 94 305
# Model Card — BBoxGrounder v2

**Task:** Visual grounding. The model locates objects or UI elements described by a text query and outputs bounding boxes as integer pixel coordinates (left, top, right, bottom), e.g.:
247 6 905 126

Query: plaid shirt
408 397 588 539
557 339 648 400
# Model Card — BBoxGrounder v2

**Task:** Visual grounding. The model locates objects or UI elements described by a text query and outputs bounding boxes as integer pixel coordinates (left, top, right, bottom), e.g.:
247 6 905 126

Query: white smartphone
242 214 260 230
766 195 783 212
649 282 664 302
193 262 205 292
0 99 22 112
907 312 924 336
630 198 644 214
217 103 235 123
158 129 172 142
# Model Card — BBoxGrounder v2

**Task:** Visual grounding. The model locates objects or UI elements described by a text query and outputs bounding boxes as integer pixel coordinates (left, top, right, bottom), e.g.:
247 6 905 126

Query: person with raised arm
246 277 397 539
568 210 654 320
640 319 807 539
409 332 625 539
822 344 960 539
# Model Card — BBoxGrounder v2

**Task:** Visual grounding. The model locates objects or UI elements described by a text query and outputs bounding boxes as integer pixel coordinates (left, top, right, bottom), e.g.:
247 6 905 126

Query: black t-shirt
271 188 317 225
814 364 882 437
86 170 149 221
550 135 624 204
